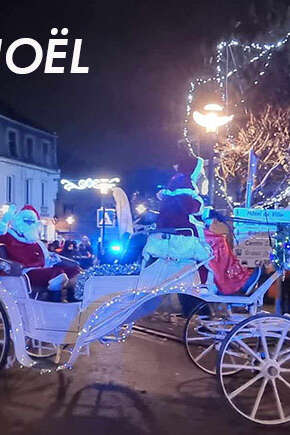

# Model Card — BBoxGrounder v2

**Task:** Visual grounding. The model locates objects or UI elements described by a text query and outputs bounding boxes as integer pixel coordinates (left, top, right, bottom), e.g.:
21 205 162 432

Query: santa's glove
0 205 17 235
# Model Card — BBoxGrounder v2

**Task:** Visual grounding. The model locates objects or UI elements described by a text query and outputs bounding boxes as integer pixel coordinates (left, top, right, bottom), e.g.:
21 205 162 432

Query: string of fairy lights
184 31 290 209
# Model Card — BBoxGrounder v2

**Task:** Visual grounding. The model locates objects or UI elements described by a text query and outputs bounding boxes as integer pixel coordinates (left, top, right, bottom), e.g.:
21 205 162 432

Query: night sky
0 0 288 189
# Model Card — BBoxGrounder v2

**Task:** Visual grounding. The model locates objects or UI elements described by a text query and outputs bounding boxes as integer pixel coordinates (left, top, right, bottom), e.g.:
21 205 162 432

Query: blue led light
110 244 122 253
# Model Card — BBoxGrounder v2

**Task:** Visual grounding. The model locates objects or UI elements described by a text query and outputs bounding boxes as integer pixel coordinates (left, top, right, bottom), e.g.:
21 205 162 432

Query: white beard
11 215 41 243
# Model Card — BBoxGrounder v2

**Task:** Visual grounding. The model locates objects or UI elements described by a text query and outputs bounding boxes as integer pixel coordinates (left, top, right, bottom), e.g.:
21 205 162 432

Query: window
42 141 48 156
41 182 45 206
25 136 34 160
42 140 50 164
8 129 18 157
51 142 57 165
25 179 32 204
6 176 13 203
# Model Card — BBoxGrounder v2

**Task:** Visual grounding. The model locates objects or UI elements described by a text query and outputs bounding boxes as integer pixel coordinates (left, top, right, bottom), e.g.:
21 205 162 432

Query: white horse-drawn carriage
0 228 289 426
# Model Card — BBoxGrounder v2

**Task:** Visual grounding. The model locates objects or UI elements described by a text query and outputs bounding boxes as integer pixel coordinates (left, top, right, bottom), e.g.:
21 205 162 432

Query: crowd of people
47 235 95 269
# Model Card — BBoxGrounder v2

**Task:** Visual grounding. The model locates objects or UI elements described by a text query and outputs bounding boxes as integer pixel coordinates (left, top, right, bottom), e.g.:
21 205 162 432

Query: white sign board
97 208 116 228
233 208 290 267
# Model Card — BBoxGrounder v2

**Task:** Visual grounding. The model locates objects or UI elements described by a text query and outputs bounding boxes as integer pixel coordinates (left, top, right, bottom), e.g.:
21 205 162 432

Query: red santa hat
21 205 40 220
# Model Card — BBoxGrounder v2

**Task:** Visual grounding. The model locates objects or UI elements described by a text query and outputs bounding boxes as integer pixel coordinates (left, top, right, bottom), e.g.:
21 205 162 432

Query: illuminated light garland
215 106 290 209
270 225 290 270
0 284 37 369
256 185 290 209
67 261 210 367
183 31 290 208
75 263 141 299
61 177 120 193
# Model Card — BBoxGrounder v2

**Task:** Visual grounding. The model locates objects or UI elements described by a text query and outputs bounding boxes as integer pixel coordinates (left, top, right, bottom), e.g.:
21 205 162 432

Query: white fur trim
189 216 205 239
191 157 204 183
0 221 8 235
202 206 213 220
8 228 32 244
143 233 212 262
160 188 199 198
160 188 204 215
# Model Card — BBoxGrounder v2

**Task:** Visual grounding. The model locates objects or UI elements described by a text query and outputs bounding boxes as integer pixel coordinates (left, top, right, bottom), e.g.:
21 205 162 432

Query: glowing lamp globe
66 216 75 225
193 103 233 133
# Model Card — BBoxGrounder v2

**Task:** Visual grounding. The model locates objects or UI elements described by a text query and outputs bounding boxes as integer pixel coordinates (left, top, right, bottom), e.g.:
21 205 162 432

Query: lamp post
61 177 120 256
193 104 233 205
94 180 119 256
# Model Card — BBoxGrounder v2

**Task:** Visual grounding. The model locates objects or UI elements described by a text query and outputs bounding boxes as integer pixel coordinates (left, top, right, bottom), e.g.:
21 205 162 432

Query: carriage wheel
184 302 245 375
0 304 10 369
217 314 290 425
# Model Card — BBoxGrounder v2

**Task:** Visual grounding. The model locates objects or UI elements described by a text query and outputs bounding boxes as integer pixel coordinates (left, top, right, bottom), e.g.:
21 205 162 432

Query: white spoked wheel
0 304 10 369
217 314 290 425
25 338 57 358
184 302 247 375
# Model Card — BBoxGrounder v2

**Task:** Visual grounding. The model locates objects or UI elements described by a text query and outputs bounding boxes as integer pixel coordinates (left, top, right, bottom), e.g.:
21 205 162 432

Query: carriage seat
0 243 8 260
0 243 78 299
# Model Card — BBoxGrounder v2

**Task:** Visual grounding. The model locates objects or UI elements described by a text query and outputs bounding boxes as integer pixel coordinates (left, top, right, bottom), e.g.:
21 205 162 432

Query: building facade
0 111 60 241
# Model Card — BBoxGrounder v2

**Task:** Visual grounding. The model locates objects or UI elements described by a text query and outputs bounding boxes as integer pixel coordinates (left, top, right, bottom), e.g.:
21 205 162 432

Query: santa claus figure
143 160 214 290
144 155 262 300
173 156 261 295
0 205 80 302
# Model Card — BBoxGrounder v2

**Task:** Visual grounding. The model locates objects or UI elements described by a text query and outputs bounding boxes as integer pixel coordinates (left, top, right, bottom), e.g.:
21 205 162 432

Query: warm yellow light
204 103 223 112
193 106 233 133
95 179 120 195
136 204 147 215
66 215 75 225
193 111 234 132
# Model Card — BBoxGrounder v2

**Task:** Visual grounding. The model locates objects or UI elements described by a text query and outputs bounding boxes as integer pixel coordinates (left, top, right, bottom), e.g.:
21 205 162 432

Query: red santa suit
144 171 213 287
0 205 79 290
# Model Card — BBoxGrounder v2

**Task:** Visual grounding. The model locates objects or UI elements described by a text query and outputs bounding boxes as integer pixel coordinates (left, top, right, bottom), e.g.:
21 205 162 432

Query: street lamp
66 215 75 233
193 103 233 204
95 180 119 256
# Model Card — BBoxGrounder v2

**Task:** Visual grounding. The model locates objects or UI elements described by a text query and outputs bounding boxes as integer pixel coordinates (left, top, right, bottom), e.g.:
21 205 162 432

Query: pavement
0 330 289 435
